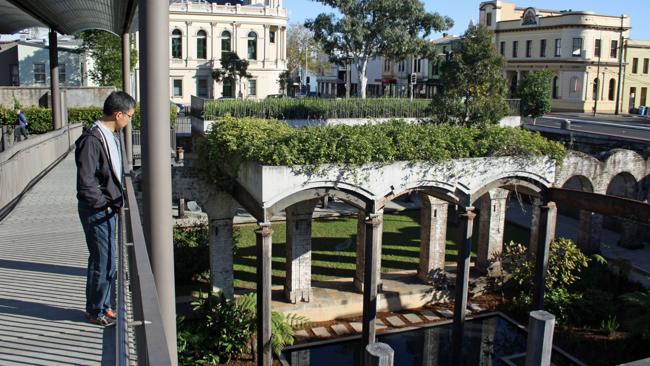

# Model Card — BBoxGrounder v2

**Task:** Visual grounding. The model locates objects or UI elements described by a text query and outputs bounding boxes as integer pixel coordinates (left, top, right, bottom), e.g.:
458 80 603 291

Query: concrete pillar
451 207 476 366
619 219 641 249
364 342 394 366
477 189 509 273
209 218 234 299
291 350 310 366
355 210 383 292
418 194 448 282
362 213 383 350
285 200 318 303
256 224 273 366
49 29 61 130
421 327 440 366
479 316 497 365
139 0 176 362
529 198 556 260
533 202 556 310
524 311 555 366
577 210 602 254
122 32 133 172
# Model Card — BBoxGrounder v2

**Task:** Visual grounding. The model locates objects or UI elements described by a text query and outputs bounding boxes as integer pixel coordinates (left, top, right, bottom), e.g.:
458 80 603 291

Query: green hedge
203 98 433 120
203 117 567 171
0 105 177 133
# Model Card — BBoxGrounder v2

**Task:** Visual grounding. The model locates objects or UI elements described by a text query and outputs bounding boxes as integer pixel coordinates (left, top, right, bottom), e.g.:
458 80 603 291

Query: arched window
592 78 599 100
247 31 257 60
569 76 581 97
171 29 182 59
221 31 231 57
197 30 207 59
608 78 616 101
552 76 558 99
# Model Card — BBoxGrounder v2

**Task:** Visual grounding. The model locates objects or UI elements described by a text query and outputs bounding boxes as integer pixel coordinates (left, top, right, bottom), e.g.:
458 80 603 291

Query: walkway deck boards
0 154 114 365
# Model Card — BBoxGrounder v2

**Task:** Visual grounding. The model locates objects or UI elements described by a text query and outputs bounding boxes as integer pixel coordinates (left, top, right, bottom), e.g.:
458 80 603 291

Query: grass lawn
233 210 531 289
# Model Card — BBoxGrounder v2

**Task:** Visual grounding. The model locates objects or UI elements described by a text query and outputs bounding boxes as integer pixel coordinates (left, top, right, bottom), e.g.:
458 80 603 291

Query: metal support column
362 212 382 353
49 29 61 130
533 202 556 310
451 208 476 366
139 0 177 363
256 224 273 366
122 32 133 172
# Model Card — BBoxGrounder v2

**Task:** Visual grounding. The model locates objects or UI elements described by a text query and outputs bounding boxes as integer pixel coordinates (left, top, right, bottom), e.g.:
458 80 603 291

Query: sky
283 0 650 40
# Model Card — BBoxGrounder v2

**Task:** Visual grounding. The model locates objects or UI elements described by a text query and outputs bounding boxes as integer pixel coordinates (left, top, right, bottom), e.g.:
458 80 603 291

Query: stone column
263 24 268 68
291 350 310 366
528 198 557 260
451 207 476 366
479 316 497 365
256 224 273 366
619 219 641 249
362 213 383 349
418 194 448 282
285 200 318 303
421 327 440 366
354 210 383 292
208 218 234 299
533 202 556 310
577 210 602 254
477 188 509 273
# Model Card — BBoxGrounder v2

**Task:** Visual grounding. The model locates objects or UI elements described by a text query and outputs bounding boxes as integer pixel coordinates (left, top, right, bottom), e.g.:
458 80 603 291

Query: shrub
203 98 432 120
516 70 553 118
173 224 209 284
620 290 650 340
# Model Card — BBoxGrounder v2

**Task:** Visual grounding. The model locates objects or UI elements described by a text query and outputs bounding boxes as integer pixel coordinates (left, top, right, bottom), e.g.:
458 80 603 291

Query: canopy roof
0 0 137 35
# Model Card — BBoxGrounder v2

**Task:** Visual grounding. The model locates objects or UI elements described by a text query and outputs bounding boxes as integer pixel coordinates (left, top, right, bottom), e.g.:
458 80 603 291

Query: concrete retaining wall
0 124 82 212
0 87 115 108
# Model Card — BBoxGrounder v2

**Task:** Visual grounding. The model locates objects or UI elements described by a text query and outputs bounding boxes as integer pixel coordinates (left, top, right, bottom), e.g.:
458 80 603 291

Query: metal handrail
116 131 173 365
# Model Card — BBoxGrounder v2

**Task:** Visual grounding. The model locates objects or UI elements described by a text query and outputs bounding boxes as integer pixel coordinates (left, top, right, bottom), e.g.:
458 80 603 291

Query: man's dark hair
103 91 136 116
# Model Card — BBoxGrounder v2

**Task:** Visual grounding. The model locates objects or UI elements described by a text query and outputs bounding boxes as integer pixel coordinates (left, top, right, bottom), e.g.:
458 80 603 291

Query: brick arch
554 151 601 190
266 185 372 218
596 149 647 194
606 172 638 199
562 175 594 192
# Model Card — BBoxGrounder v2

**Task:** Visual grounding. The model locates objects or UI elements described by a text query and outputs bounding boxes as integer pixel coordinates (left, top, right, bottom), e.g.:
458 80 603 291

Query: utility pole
593 31 602 116
615 14 625 115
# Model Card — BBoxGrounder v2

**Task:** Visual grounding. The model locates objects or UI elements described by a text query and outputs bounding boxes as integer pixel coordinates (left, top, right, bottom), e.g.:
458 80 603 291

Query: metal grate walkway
0 153 114 365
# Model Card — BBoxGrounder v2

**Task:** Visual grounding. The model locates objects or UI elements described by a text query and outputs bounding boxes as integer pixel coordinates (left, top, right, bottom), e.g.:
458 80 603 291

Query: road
524 114 650 142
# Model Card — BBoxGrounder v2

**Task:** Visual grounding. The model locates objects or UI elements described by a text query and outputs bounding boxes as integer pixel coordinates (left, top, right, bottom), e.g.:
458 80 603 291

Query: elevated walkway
0 154 114 365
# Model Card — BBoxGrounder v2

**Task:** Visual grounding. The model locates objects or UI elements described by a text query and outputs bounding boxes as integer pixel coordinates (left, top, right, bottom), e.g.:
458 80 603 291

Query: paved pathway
0 154 113 365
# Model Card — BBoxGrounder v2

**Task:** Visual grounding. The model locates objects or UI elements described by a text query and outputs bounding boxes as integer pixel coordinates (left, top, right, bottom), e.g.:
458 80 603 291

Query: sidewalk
0 154 113 365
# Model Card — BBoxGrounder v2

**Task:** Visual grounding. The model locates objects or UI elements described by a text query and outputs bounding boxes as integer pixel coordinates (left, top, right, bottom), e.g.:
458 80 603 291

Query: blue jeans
78 202 117 317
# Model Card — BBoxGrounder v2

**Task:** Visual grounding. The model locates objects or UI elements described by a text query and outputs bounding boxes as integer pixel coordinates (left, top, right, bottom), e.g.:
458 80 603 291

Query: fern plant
236 293 311 354
620 290 650 340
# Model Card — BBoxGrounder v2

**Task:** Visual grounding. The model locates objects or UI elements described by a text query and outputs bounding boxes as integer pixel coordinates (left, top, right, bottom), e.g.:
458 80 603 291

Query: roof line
6 0 60 33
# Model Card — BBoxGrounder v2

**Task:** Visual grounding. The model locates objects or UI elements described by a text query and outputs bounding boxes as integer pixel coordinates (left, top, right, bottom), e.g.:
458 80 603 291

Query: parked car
266 94 288 99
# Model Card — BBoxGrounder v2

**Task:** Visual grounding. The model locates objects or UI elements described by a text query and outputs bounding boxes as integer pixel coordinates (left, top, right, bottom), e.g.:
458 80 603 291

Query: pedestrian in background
15 109 28 141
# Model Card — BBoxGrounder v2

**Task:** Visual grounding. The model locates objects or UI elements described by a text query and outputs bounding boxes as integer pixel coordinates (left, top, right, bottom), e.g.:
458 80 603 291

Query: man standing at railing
75 91 135 326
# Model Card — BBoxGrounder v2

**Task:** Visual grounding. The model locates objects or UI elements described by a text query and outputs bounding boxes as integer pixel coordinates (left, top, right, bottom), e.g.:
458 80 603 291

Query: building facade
622 40 650 113
134 0 287 105
479 1 630 113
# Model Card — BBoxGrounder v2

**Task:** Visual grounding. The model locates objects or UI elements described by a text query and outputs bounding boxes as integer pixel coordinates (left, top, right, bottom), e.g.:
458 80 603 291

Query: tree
76 30 138 89
285 23 330 95
432 25 508 126
306 0 452 99
517 70 553 118
212 52 252 99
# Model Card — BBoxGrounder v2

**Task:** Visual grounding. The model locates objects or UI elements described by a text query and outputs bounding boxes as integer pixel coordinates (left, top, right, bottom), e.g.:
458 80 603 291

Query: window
641 87 647 106
173 79 183 97
592 78 599 100
413 58 421 73
572 38 582 57
269 30 276 43
569 77 581 96
58 63 66 83
632 58 639 73
383 59 390 72
630 87 637 108
222 79 232 98
552 76 558 99
608 78 616 101
432 62 439 76
247 31 257 60
197 30 207 59
644 58 649 74
610 40 618 58
197 78 208 98
33 63 45 84
171 29 182 59
512 41 518 58
540 39 546 57
248 79 257 96
500 41 505 56
486 12 492 26
554 39 561 57
221 31 231 57
10 64 18 85
594 39 601 58
398 61 405 72
526 40 532 57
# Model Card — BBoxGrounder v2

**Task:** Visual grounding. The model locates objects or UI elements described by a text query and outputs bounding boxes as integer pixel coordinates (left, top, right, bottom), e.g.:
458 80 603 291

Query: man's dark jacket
75 124 123 209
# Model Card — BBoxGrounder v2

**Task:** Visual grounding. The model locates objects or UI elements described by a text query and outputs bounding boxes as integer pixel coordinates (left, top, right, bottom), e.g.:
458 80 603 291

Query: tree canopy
76 30 137 89
431 25 509 126
517 70 553 118
305 0 452 98
212 52 252 99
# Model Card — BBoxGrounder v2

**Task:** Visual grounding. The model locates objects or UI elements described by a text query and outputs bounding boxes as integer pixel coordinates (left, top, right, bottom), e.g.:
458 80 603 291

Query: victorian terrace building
479 1 630 113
